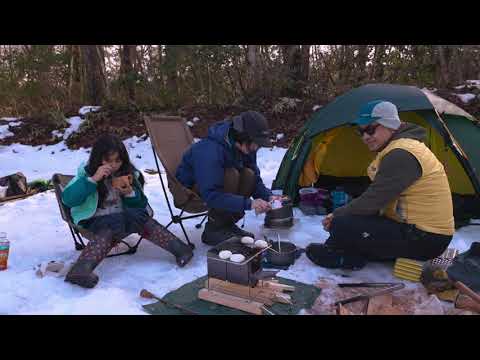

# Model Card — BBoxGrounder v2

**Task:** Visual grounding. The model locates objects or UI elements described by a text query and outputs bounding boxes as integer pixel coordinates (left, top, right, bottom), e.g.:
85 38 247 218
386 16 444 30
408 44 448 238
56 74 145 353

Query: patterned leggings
78 208 181 262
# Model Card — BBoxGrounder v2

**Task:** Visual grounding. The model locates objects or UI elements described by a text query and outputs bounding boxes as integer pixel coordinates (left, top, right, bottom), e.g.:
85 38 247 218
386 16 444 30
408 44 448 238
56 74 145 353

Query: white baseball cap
353 100 401 130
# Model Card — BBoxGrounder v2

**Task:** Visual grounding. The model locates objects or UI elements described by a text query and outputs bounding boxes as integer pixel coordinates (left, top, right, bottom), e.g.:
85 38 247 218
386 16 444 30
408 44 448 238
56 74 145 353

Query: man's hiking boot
201 221 237 246
306 243 366 270
64 259 99 288
142 217 193 267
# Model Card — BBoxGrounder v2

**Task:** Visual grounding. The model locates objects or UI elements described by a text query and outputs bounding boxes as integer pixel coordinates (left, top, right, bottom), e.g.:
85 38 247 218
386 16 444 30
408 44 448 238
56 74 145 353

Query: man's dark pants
326 215 452 261
195 167 256 225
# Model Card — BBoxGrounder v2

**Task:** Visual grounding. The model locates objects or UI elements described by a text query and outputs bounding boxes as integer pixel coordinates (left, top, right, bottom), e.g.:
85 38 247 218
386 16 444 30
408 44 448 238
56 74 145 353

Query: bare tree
300 45 311 83
245 45 261 97
280 45 305 97
119 45 137 102
436 45 450 87
164 45 181 101
355 45 369 84
79 45 108 104
371 45 386 81
68 45 82 105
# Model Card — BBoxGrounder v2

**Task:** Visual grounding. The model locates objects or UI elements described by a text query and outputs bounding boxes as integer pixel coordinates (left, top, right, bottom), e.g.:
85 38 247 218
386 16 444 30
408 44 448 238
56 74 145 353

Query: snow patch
455 93 476 103
79 106 101 116
276 133 284 140
0 119 22 139
8 121 22 127
0 125 14 139
62 116 85 139
49 116 86 141
466 80 480 88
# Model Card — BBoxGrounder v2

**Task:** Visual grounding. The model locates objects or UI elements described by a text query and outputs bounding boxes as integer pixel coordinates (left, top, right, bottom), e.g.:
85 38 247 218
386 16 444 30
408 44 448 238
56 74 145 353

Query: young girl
62 134 193 289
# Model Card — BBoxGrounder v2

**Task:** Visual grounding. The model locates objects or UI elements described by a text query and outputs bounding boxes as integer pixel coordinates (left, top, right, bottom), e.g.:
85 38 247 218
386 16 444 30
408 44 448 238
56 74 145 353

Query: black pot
264 199 294 229
265 241 298 267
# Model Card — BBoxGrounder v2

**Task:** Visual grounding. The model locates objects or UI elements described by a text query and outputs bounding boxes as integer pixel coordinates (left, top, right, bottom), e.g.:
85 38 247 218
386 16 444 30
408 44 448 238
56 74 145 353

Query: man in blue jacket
176 111 276 245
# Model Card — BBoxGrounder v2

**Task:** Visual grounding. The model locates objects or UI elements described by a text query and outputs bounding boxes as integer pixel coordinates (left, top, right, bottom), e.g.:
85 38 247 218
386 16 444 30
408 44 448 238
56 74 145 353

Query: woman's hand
91 164 113 182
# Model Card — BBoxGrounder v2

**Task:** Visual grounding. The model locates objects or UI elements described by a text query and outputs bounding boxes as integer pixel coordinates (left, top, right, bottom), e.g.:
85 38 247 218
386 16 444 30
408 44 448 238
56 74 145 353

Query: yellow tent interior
299 111 475 196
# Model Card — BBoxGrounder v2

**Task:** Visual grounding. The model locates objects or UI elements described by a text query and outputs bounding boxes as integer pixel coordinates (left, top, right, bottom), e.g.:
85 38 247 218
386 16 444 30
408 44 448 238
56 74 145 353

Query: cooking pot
264 197 294 228
265 241 299 267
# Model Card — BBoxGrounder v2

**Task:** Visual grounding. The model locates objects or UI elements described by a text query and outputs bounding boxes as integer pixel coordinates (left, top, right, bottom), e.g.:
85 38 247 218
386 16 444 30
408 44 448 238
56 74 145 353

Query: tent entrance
299 112 476 198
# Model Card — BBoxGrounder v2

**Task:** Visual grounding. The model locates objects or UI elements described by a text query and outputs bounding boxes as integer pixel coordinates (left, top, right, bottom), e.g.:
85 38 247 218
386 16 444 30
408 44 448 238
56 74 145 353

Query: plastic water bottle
331 187 349 210
0 232 9 271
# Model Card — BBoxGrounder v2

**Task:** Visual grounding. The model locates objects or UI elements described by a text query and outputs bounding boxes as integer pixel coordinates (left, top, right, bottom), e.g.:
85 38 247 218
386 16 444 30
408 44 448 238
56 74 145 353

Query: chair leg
195 214 208 229
69 226 85 250
106 236 144 258
178 221 195 249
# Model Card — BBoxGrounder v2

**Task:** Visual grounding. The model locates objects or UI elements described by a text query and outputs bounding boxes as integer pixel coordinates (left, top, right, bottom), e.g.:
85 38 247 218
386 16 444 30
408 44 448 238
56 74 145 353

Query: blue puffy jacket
176 120 272 213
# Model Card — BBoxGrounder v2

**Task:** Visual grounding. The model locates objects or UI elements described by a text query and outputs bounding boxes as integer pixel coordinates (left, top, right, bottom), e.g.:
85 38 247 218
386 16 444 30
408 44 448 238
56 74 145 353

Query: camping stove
207 237 272 287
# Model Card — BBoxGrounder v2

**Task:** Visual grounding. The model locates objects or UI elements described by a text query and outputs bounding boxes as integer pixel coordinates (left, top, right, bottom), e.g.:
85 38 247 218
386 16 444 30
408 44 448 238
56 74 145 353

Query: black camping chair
52 173 151 258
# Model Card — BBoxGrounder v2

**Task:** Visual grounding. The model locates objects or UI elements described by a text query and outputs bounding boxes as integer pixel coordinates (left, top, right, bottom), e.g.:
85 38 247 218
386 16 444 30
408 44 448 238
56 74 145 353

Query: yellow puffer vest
367 138 454 236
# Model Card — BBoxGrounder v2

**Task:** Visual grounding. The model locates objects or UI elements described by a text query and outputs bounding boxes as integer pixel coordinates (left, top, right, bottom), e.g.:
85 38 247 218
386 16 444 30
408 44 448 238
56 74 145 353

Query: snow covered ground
456 93 477 104
0 115 479 314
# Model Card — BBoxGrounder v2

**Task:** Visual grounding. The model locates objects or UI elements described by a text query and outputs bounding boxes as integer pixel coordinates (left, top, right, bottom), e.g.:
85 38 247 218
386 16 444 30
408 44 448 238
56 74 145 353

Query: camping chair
52 173 151 258
143 114 208 249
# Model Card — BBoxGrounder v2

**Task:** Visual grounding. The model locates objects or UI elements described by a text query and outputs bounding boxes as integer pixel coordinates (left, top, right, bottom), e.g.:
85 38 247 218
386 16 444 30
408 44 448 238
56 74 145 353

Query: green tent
273 83 480 223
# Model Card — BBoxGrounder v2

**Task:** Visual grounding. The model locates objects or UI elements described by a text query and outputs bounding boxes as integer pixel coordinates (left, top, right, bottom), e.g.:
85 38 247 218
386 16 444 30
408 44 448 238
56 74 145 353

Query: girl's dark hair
86 134 144 207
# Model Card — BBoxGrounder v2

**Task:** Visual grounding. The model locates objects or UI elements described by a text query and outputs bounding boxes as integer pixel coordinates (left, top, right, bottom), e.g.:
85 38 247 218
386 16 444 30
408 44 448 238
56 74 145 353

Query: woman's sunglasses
355 123 380 137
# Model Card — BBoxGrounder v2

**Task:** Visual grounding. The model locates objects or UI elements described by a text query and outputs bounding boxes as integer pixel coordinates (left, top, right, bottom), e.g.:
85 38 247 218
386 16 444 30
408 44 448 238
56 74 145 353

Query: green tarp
142 276 321 315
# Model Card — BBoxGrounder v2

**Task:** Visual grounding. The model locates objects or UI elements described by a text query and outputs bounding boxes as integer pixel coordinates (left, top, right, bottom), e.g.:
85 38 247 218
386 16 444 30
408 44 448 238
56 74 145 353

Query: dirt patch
4 88 477 150
65 106 149 149
0 115 68 147
64 101 319 150
177 101 318 148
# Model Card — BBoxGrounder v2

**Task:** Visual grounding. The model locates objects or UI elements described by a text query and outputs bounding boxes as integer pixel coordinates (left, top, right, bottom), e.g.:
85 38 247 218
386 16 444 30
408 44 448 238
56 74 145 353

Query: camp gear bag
0 172 28 198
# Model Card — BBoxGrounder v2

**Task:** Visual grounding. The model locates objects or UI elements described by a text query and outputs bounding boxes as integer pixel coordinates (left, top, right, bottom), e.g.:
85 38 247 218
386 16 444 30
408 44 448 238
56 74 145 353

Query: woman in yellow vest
306 100 454 270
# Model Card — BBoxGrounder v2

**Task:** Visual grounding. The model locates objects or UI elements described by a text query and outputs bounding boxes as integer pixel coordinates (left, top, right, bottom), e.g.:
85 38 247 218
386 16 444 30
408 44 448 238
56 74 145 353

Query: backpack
0 172 28 198
447 242 480 292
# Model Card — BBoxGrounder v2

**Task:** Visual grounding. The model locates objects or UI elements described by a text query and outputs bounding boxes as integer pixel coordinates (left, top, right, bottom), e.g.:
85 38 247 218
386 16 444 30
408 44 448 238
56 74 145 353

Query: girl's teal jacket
62 164 148 225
